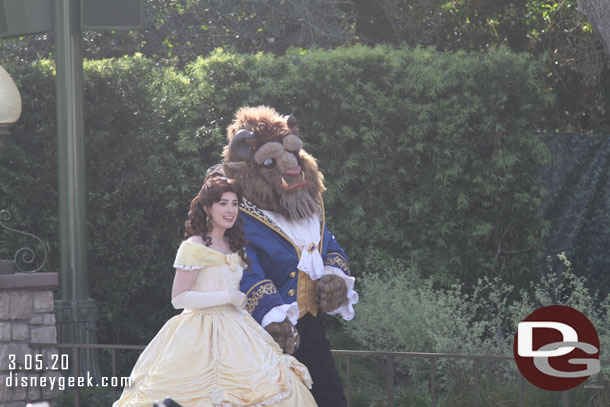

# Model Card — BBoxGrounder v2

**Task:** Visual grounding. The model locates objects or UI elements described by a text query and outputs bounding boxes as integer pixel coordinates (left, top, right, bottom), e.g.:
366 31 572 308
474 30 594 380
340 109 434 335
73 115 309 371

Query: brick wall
0 272 60 407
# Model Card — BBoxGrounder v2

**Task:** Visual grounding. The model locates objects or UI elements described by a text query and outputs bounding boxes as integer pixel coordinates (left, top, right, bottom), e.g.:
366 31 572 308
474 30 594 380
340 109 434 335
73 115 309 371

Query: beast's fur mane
222 106 325 219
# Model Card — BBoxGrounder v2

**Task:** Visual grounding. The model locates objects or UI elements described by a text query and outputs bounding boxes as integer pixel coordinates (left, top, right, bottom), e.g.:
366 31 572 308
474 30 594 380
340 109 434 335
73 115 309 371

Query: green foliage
2 0 606 132
0 1 591 64
0 0 354 63
0 46 550 349
345 253 610 393
390 374 610 407
290 46 551 287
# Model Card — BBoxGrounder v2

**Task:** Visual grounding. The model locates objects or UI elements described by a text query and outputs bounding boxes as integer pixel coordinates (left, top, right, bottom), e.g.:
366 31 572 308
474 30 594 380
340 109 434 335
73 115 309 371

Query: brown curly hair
184 172 249 265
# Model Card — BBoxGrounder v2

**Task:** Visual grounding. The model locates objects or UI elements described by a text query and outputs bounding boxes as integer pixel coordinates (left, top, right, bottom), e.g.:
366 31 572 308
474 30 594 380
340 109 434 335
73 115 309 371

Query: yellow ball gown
113 241 317 407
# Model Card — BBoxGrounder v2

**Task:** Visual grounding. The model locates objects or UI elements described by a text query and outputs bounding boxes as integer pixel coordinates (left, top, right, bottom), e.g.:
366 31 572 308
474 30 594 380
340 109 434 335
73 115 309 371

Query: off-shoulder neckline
182 240 238 257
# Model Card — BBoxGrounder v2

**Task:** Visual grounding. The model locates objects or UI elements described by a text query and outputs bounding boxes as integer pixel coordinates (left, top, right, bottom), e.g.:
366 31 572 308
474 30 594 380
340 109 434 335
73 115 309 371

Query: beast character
221 106 358 407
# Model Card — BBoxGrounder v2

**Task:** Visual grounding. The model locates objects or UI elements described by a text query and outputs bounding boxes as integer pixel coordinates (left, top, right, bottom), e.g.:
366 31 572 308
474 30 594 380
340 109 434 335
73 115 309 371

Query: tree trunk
576 0 610 56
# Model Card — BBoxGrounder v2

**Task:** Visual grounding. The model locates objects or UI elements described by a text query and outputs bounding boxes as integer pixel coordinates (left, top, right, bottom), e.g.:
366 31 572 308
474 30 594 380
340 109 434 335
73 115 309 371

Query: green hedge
0 46 551 353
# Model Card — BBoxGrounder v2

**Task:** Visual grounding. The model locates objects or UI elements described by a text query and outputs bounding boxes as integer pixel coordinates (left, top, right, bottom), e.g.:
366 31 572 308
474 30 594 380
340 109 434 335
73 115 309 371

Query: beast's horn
230 129 257 161
286 114 298 130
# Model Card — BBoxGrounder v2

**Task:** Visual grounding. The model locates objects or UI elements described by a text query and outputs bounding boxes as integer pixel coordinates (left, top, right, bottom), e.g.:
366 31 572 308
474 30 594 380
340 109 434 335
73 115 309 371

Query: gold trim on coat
245 280 278 315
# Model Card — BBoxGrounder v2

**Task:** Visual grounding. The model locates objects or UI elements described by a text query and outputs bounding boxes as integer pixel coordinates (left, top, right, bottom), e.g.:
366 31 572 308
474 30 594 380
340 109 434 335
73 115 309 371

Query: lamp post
0 64 22 146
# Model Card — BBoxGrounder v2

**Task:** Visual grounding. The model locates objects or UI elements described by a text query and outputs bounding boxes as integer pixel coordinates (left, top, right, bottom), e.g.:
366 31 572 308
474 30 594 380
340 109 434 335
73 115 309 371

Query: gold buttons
289 271 297 278
288 289 296 297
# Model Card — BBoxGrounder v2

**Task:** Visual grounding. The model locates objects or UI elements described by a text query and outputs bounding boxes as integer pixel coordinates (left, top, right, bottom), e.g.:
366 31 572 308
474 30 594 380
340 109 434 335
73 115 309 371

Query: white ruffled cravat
298 245 325 280
262 210 325 280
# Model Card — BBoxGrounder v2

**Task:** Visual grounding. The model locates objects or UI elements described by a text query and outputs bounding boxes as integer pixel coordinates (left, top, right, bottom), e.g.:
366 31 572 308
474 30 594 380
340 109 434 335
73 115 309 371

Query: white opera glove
171 289 246 310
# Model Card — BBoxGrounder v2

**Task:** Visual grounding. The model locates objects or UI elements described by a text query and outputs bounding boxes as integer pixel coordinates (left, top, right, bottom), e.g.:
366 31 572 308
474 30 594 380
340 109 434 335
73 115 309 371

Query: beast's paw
264 318 300 355
317 274 348 313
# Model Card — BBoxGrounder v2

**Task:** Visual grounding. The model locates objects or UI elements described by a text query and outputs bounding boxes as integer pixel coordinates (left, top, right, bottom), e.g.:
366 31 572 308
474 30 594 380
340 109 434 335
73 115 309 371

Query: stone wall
0 272 60 407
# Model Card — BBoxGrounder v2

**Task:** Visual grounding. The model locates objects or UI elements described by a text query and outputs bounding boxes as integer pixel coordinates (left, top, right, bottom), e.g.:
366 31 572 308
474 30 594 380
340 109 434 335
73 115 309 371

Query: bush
345 253 610 391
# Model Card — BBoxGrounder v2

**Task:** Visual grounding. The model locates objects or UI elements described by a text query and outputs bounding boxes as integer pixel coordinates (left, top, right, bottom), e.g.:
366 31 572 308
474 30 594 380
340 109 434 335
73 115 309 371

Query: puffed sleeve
173 240 229 270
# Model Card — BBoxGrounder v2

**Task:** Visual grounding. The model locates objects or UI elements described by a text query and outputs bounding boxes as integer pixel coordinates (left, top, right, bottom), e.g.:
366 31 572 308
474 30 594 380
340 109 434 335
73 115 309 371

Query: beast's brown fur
317 274 348 312
264 318 300 354
223 106 325 219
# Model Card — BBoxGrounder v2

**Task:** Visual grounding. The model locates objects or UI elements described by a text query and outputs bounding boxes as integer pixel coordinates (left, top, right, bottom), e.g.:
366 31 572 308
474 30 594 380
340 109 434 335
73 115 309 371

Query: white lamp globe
0 64 22 129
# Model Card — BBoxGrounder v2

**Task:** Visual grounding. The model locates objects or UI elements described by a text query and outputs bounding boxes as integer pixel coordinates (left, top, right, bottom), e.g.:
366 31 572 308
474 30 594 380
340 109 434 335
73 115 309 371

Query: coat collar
239 198 326 257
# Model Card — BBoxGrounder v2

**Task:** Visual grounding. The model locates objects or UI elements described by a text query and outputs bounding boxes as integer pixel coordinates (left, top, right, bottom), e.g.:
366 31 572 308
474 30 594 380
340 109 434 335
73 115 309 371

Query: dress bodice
173 240 245 292
191 263 243 292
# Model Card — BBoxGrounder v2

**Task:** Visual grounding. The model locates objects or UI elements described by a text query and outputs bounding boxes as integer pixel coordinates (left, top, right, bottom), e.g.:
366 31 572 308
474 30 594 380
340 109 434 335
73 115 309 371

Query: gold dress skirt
112 304 316 407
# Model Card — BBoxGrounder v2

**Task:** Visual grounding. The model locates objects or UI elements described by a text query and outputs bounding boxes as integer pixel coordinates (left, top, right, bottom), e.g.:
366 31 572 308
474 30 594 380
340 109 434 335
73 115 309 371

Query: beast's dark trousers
295 313 348 407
